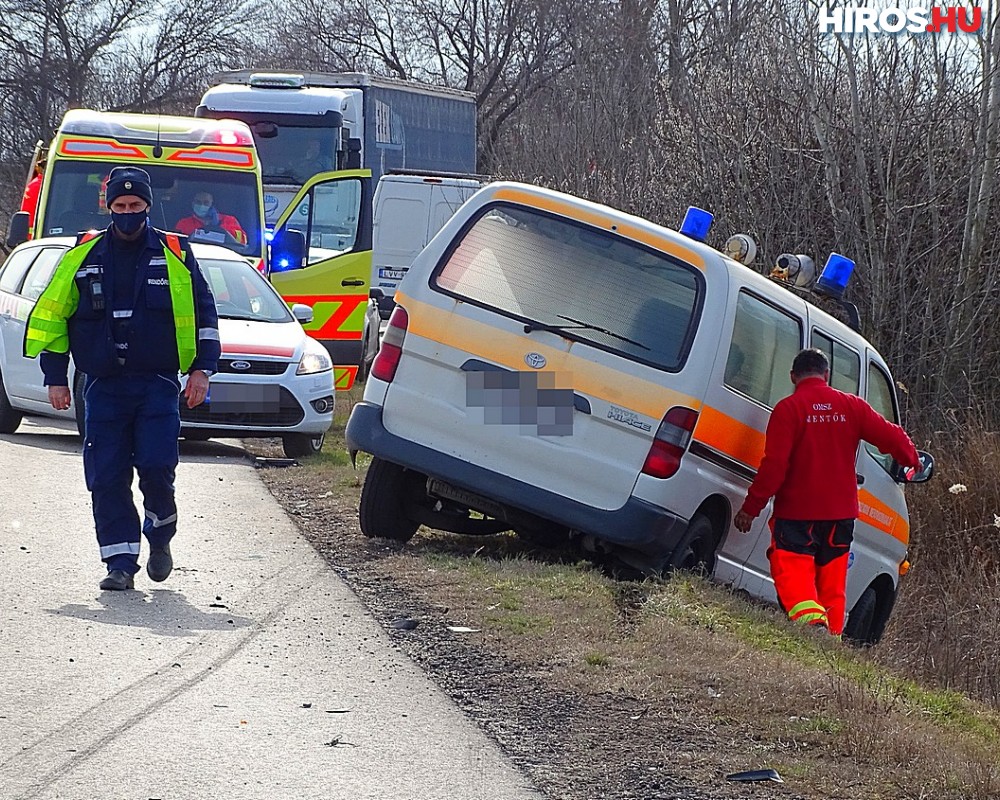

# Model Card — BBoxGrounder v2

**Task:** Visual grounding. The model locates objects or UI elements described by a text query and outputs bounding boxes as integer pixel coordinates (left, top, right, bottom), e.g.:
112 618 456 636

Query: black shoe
147 544 173 582
99 570 134 591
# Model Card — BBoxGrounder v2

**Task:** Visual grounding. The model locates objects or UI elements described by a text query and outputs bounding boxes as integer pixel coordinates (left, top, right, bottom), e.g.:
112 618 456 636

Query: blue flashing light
816 252 856 298
278 258 290 269
264 229 274 242
680 206 713 242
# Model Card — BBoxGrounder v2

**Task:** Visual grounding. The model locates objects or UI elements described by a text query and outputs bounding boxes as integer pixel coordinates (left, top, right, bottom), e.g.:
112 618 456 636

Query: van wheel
844 585 880 646
359 457 422 542
0 368 23 434
283 432 325 458
668 513 718 575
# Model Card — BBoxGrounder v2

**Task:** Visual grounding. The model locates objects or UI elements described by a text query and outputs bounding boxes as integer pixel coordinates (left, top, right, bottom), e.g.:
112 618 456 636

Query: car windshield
199 257 293 323
41 161 262 259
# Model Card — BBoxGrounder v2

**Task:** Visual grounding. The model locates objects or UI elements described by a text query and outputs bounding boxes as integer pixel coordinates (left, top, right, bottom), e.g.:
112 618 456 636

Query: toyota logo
230 360 252 371
524 352 546 369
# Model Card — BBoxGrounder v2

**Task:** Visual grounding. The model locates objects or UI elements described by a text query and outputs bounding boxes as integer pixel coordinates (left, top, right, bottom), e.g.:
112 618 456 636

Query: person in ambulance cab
24 166 220 591
174 191 247 246
733 348 921 636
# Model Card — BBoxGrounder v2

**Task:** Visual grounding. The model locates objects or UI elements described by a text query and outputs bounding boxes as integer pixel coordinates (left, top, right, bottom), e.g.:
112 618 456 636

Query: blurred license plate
378 268 407 280
208 384 280 413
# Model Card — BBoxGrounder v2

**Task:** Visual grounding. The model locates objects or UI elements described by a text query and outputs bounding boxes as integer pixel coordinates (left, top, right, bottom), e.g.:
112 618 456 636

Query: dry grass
247 393 1000 799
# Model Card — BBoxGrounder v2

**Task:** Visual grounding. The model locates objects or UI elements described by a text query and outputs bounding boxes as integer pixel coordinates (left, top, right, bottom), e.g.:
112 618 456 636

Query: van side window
20 248 64 301
811 331 860 394
725 292 802 407
0 248 41 294
864 363 900 473
433 205 702 371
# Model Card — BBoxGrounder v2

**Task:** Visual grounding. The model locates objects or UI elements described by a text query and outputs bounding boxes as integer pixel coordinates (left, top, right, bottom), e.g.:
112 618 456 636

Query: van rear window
433 205 702 371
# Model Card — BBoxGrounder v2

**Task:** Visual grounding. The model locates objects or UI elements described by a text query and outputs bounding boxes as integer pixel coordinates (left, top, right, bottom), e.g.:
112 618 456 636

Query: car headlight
296 340 333 375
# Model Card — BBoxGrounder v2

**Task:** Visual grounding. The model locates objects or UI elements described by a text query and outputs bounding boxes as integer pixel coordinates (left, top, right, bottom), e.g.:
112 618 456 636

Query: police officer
25 166 220 591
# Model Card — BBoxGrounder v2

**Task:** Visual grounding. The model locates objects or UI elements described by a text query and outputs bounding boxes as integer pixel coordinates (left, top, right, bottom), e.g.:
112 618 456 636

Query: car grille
180 386 305 427
218 358 289 376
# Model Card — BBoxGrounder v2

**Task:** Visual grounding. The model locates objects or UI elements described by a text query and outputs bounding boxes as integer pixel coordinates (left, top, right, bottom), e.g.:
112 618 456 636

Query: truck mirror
346 138 362 170
270 228 306 272
7 211 29 248
369 287 385 301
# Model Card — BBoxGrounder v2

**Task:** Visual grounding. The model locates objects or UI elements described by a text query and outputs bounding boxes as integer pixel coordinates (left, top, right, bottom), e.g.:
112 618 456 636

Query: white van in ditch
345 182 933 644
371 171 481 317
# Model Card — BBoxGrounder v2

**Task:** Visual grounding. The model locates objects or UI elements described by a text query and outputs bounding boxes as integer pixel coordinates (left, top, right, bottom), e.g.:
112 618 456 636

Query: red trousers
768 518 854 635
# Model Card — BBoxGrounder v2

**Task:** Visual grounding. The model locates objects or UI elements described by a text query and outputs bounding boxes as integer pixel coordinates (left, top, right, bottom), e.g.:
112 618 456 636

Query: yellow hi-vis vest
24 231 198 372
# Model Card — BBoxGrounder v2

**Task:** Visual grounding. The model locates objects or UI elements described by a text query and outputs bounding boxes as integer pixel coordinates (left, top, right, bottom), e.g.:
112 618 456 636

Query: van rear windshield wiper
522 315 649 351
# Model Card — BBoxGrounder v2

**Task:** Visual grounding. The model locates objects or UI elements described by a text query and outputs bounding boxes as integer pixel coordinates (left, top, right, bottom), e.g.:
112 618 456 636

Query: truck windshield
248 123 340 185
40 161 262 258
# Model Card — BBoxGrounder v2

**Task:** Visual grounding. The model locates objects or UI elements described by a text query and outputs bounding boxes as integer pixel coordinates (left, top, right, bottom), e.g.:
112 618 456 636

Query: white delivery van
371 171 481 316
345 182 934 644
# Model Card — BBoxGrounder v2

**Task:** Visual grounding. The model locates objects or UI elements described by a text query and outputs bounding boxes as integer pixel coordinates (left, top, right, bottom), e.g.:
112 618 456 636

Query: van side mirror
369 287 384 301
7 211 29 248
895 450 934 484
270 228 306 273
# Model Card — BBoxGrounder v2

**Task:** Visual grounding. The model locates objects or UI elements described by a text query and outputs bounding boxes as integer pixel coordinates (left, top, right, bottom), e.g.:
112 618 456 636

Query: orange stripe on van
858 488 909 545
399 293 698 420
693 406 766 468
491 187 707 270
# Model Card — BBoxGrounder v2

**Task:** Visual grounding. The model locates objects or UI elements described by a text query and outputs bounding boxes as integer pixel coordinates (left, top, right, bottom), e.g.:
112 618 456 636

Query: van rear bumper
346 401 689 559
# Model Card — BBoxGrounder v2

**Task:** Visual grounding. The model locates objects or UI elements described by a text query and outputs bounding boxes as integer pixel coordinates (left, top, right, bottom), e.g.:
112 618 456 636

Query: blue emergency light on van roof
816 252 856 298
680 207 713 242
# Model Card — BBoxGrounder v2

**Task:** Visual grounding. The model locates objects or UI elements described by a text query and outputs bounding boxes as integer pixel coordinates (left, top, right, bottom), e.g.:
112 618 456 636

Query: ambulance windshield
41 161 262 258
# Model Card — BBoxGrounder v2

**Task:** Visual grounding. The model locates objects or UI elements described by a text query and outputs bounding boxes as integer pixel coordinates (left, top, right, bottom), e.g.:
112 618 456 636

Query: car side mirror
895 450 934 484
291 303 313 324
7 211 29 248
269 228 306 273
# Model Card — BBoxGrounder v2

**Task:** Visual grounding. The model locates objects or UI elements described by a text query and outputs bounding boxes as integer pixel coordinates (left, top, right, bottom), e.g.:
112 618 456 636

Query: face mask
192 203 211 218
112 210 147 236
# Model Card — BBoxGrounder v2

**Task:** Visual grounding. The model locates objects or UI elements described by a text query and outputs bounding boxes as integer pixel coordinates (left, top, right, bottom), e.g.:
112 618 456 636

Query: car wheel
359 457 422 542
0 368 24 434
282 432 325 458
844 585 879 646
667 513 718 575
73 373 86 437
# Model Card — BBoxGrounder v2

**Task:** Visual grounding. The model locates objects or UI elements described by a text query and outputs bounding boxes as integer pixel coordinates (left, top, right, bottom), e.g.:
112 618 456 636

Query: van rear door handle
341 279 365 287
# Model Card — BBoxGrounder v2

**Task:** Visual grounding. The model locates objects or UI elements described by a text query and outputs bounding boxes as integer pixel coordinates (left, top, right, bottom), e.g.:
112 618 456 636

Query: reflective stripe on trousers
83 374 181 575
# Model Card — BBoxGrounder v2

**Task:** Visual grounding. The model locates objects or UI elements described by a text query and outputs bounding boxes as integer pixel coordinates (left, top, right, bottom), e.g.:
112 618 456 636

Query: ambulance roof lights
59 109 254 149
815 252 856 298
210 127 254 147
679 206 713 242
723 234 757 266
249 73 306 89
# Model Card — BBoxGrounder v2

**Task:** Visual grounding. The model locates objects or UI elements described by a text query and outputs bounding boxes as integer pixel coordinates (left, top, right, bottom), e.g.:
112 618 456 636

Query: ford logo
524 352 546 369
230 360 252 371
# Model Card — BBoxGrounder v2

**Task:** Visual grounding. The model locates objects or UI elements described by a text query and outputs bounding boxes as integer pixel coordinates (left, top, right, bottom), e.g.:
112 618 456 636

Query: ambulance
345 182 935 644
7 109 372 390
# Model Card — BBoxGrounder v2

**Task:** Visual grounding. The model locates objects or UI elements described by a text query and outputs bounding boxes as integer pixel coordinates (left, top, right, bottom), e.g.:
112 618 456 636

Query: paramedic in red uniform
733 348 920 635
174 191 247 245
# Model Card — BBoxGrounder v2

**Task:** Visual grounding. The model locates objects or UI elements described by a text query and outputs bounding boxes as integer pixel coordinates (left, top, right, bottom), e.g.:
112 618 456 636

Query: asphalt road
0 415 540 800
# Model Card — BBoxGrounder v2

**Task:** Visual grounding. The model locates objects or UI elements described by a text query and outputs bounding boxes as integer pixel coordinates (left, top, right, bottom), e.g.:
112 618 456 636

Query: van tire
359 457 421 542
844 585 879 645
0 368 23 434
667 513 717 575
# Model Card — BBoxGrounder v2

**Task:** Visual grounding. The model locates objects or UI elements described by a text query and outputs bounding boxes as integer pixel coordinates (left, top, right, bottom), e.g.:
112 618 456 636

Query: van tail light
371 305 408 383
641 406 699 479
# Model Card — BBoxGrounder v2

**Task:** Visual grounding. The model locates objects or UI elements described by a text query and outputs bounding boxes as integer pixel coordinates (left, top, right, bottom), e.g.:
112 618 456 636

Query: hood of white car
217 317 305 361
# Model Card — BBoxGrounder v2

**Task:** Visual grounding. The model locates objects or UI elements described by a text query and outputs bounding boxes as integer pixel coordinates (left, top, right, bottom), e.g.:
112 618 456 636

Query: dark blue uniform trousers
82 374 181 575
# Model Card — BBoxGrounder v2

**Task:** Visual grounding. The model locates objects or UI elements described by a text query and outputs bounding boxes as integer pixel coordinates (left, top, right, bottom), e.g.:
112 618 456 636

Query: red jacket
20 175 42 228
740 376 920 521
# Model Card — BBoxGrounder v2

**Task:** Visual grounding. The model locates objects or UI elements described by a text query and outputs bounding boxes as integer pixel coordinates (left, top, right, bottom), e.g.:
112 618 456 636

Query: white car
0 237 335 458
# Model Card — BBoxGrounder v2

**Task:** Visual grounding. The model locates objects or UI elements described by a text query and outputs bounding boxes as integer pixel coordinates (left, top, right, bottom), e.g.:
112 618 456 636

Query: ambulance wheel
844 586 879 646
359 457 421 542
0 369 22 434
73 374 86 437
667 513 717 575
282 432 325 458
